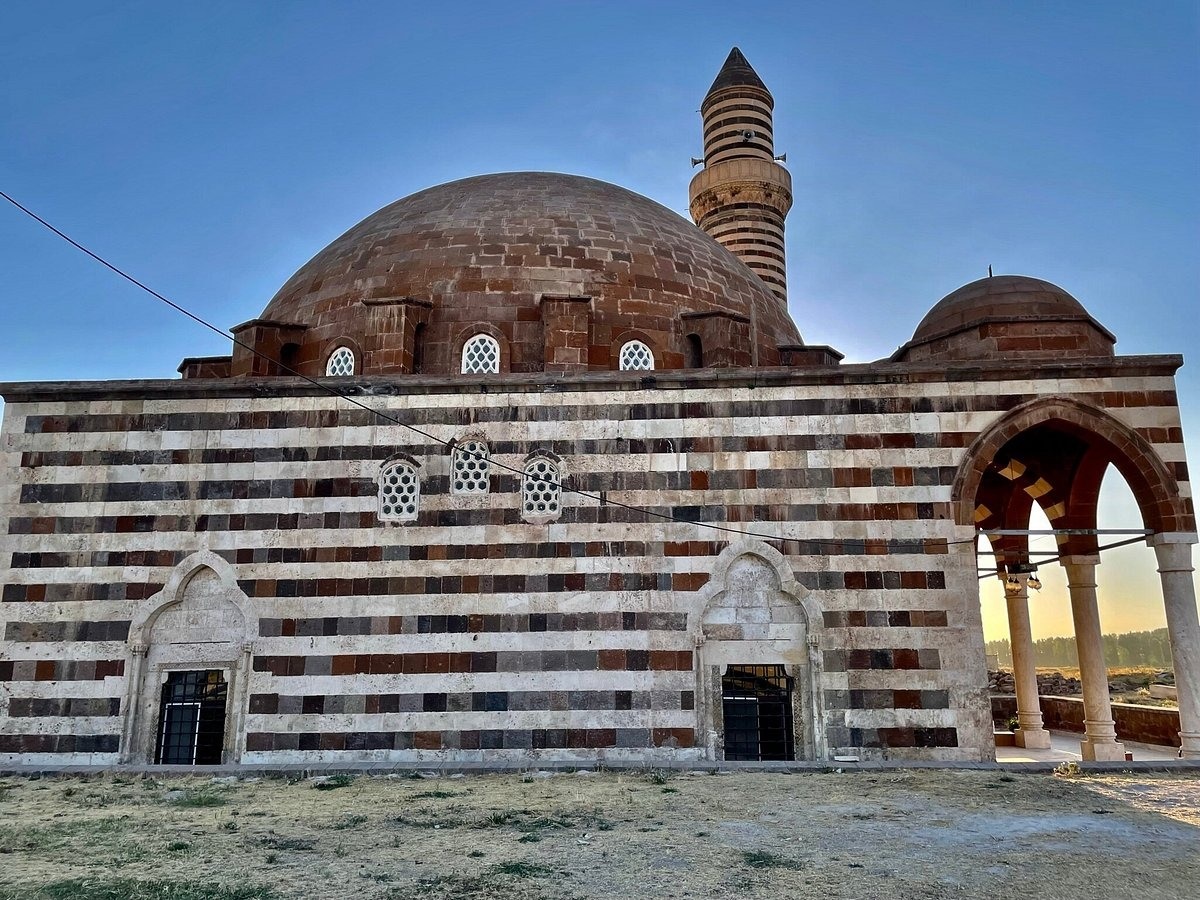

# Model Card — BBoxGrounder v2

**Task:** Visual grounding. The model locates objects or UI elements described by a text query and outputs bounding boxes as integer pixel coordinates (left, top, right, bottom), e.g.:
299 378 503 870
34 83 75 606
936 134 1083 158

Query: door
155 670 228 764
721 664 795 761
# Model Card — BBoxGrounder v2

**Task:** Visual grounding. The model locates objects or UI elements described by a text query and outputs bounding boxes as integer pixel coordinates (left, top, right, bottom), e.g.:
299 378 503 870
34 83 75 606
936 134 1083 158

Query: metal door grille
155 670 228 765
722 664 795 761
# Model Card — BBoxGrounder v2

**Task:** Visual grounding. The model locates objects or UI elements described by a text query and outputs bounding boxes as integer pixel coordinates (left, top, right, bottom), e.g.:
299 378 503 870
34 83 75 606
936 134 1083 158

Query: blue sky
1 1 1197 640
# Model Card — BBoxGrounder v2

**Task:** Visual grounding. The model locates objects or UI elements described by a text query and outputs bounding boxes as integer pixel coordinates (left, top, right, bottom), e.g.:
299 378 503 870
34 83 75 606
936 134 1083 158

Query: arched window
522 457 562 521
326 346 355 377
451 440 490 494
379 459 420 522
461 334 500 374
685 334 704 369
618 339 654 371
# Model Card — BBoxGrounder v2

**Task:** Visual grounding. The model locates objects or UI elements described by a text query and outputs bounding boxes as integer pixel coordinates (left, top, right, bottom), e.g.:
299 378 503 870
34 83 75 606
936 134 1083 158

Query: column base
1015 728 1051 750
1080 738 1126 761
1179 731 1200 759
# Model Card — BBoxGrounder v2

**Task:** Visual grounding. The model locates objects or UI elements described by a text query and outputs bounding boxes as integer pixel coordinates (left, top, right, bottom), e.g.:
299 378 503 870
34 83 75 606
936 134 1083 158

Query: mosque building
1 49 1196 766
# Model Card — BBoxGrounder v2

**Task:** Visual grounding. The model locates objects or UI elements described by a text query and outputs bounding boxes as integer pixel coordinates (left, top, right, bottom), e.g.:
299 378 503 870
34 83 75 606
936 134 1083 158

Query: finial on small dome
988 265 993 277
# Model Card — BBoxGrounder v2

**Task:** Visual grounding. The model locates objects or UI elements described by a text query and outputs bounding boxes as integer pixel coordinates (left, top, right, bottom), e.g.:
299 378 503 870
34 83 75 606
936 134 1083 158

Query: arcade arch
954 397 1199 759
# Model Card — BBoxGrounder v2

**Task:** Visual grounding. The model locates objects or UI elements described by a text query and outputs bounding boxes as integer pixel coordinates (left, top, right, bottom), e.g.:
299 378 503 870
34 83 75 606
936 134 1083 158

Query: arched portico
689 542 824 761
120 551 255 765
954 397 1199 759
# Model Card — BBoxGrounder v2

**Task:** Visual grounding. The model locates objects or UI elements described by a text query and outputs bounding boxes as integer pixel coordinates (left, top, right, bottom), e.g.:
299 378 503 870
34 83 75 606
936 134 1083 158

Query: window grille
326 346 355 376
451 440 490 494
721 664 795 762
522 458 561 520
379 460 420 522
618 339 654 371
461 334 500 374
155 670 228 765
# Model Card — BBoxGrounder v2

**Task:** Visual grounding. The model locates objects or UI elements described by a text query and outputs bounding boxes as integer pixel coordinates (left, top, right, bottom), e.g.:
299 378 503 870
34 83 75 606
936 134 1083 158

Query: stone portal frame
120 551 255 765
687 541 825 761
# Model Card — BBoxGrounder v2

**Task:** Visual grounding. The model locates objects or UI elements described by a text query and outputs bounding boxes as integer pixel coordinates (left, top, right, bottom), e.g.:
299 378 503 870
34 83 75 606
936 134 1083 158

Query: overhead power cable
0 189 984 550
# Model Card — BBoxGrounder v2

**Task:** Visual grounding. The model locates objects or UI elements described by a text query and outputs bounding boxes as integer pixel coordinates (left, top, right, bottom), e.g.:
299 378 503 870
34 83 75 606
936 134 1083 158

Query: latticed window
379 460 420 522
451 440 490 494
618 339 654 371
326 346 355 376
461 334 500 374
522 458 561 520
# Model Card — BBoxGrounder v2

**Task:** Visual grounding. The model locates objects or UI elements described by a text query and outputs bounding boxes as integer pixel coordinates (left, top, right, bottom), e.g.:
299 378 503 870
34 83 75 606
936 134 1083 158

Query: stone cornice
0 355 1183 403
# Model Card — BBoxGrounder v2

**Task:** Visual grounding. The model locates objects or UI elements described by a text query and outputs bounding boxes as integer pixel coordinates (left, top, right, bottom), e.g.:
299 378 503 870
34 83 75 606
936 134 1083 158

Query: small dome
895 275 1115 363
243 172 802 376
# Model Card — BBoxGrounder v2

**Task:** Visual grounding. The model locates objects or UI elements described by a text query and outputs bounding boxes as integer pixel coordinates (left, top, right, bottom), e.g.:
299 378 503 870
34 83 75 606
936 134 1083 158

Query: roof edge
1 355 1182 404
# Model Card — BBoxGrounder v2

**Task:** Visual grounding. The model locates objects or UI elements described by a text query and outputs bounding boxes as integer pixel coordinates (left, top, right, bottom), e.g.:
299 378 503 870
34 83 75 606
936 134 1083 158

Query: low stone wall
991 695 1181 747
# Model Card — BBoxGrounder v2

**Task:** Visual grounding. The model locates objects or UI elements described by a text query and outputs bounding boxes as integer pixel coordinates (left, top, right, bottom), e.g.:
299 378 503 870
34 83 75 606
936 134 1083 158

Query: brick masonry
0 359 1191 765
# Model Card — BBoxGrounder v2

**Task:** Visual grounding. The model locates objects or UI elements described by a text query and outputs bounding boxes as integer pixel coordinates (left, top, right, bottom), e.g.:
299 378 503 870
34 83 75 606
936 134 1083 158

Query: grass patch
393 810 468 829
490 862 555 878
0 879 274 900
259 836 316 851
167 841 190 852
312 774 356 791
742 850 804 870
331 813 368 830
169 790 226 808
411 790 465 800
0 816 128 853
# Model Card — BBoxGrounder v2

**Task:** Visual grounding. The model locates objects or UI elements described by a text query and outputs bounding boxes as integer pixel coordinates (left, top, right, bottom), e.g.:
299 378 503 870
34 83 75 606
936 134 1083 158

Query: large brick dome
894 275 1115 363
240 172 804 376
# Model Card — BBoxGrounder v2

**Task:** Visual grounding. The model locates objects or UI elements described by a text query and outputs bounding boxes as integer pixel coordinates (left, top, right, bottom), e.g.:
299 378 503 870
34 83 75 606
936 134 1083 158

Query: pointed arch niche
690 542 825 761
120 551 255 765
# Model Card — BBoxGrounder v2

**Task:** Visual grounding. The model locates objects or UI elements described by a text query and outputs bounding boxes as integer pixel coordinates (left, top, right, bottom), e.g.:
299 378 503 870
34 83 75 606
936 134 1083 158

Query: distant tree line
986 628 1173 669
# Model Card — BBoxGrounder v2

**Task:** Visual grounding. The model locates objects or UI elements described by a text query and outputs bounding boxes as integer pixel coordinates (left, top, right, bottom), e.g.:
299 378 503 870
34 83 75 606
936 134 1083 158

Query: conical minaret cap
705 47 771 99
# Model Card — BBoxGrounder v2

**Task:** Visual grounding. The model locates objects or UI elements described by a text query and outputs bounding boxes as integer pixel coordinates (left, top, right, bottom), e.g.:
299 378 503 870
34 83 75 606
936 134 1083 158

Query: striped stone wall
0 358 1189 765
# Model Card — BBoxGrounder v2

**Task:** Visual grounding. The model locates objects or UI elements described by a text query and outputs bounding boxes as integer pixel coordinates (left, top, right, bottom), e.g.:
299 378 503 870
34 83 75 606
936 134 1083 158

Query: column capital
1148 532 1198 547
1060 555 1100 587
1152 538 1196 574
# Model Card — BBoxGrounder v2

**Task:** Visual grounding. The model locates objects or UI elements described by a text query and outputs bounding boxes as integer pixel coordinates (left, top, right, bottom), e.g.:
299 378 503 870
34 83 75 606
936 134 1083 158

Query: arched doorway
691 543 824 761
120 551 255 765
954 397 1199 759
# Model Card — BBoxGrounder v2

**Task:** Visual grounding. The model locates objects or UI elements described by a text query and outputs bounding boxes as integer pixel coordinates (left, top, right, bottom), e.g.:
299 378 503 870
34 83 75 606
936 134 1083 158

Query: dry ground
1 769 1198 900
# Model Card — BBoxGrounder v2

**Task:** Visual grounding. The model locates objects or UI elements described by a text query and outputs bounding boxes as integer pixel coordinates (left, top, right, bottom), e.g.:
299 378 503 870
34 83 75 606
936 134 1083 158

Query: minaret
689 48 793 304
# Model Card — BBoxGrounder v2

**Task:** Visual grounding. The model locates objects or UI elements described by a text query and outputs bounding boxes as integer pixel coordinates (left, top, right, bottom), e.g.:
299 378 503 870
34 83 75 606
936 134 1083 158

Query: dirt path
1 769 1197 899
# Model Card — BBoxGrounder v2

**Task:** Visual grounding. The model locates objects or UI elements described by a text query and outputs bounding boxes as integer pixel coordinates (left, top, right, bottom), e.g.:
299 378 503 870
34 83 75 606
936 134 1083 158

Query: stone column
1062 556 1125 761
1003 575 1051 749
119 643 148 764
1151 534 1200 758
